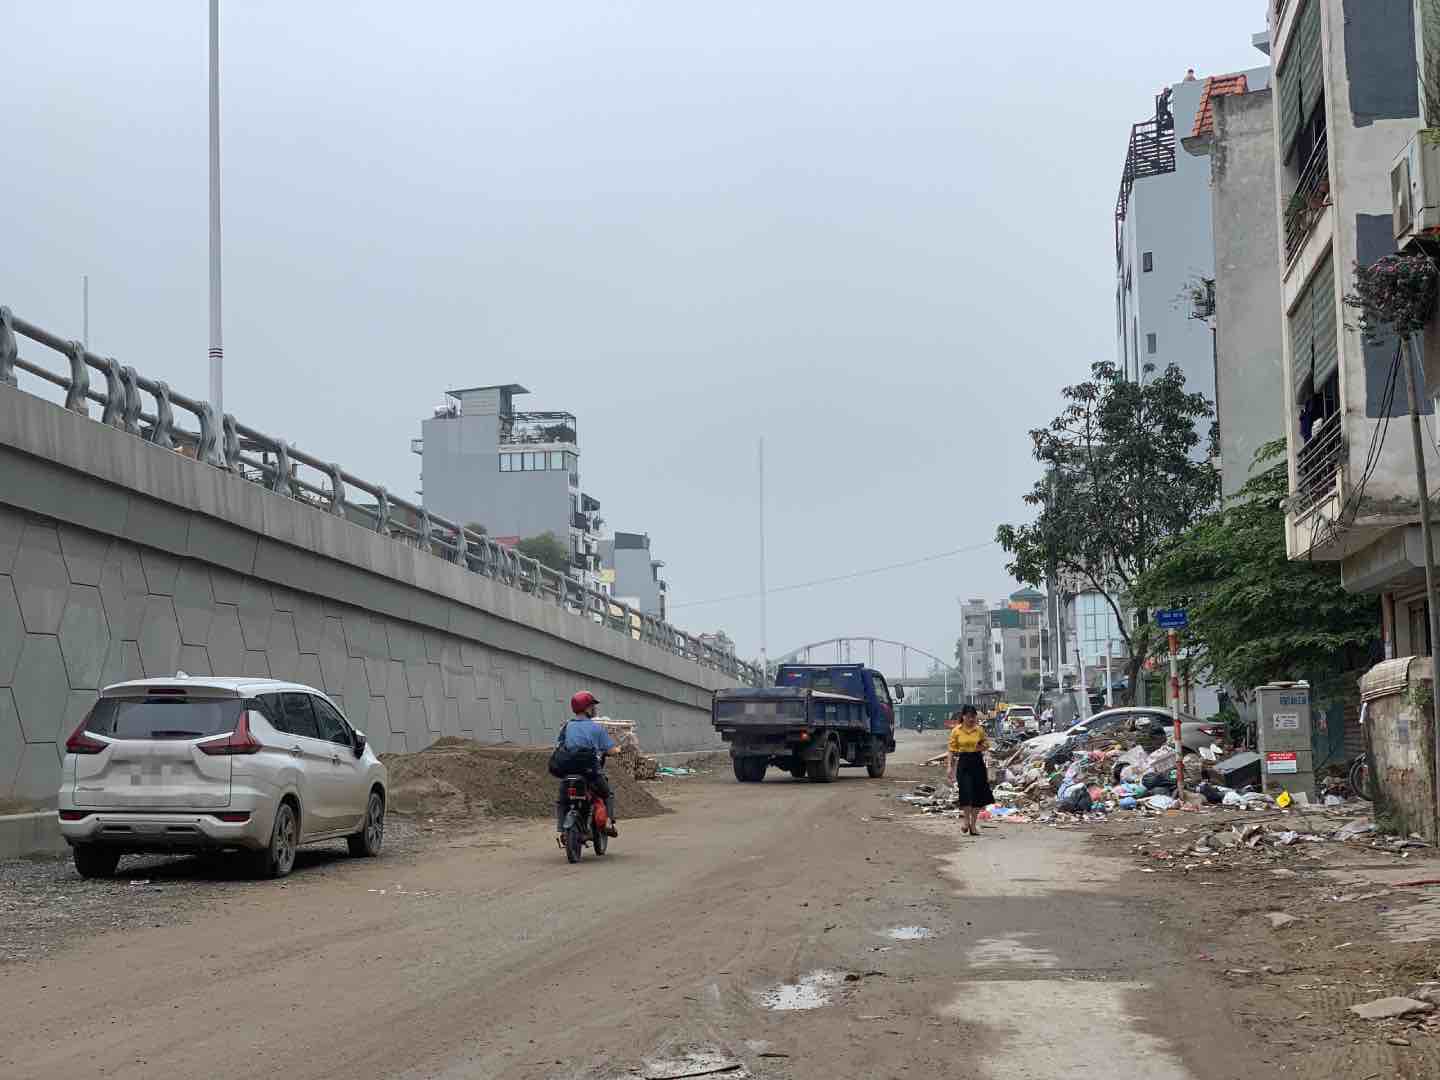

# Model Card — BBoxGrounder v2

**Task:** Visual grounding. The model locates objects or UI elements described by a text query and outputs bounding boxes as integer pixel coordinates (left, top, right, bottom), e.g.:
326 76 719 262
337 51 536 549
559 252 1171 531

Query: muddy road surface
2 733 1262 1079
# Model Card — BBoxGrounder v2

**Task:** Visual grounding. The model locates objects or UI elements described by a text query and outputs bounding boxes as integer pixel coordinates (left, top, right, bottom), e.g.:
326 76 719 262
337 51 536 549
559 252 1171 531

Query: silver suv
58 676 388 880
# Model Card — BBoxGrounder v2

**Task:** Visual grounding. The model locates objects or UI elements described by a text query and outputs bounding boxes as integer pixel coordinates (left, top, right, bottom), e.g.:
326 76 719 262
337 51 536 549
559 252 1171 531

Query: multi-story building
1116 70 1241 400
1182 56 1287 497
1273 0 1433 658
413 384 604 586
957 599 995 703
958 591 1050 702
598 532 669 620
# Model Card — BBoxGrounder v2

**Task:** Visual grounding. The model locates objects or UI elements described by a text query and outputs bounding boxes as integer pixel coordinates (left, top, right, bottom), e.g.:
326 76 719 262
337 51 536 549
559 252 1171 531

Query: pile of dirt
382 737 669 823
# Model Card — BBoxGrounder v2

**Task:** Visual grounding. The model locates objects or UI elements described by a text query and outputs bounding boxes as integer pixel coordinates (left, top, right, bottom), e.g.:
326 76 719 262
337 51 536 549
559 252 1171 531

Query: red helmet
570 691 600 715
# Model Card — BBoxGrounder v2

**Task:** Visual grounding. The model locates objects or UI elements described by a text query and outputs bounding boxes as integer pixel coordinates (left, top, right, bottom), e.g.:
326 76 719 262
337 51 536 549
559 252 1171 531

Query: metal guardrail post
0 308 16 387
64 340 89 414
269 441 294 495
198 402 224 466
222 413 241 466
374 487 391 536
101 358 125 427
326 463 346 515
148 381 176 449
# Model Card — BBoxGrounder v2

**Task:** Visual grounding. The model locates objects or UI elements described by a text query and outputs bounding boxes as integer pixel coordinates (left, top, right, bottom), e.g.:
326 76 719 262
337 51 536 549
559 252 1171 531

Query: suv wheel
73 844 121 879
348 791 385 858
251 801 298 879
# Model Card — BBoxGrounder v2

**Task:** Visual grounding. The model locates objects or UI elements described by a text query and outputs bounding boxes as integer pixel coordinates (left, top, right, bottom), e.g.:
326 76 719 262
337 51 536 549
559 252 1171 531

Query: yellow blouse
949 725 987 753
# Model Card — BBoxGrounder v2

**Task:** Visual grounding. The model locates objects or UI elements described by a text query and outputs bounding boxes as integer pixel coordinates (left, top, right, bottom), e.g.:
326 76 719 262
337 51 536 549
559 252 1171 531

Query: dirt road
1 733 1261 1079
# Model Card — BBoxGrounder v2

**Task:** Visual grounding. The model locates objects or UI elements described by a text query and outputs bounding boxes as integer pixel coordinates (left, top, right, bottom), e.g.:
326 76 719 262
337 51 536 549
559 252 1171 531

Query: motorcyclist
555 691 619 841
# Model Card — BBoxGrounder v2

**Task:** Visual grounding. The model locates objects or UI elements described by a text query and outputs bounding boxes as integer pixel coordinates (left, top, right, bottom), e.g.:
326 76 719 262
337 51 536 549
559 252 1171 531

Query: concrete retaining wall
0 385 731 810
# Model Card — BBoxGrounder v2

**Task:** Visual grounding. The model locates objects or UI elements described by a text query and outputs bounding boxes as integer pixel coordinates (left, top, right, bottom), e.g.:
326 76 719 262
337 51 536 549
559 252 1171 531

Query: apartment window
498 454 512 472
1141 251 1153 273
550 451 564 470
1291 250 1338 428
993 643 1002 655
1277 0 1324 166
1146 333 1157 355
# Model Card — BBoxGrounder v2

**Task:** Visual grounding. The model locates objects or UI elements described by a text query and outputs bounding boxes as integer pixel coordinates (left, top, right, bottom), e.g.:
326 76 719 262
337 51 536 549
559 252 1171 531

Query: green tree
514 531 571 574
1134 440 1378 697
996 361 1218 700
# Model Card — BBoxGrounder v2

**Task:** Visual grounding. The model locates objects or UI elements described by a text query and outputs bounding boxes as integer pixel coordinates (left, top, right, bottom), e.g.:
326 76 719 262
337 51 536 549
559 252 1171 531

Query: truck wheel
867 742 888 778
808 739 840 783
733 757 766 782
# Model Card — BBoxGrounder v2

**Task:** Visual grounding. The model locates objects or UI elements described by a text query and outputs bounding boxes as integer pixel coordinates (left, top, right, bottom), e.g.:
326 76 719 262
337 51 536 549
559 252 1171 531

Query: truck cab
712 664 897 783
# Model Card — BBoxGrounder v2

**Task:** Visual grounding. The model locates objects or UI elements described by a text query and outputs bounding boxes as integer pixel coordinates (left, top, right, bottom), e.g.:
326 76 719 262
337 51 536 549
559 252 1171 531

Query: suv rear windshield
85 697 245 740
777 668 864 695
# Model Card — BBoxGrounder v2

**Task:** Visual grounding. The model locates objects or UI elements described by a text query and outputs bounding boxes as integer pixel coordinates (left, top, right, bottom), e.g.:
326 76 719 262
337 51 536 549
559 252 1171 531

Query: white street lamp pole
208 0 225 419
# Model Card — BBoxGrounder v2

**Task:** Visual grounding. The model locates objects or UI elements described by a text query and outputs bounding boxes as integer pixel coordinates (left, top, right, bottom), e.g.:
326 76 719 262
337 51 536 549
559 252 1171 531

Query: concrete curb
0 812 68 860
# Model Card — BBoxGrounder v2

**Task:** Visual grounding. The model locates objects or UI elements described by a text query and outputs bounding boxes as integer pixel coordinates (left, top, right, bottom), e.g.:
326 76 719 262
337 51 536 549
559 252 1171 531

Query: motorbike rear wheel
564 822 584 863
593 818 608 856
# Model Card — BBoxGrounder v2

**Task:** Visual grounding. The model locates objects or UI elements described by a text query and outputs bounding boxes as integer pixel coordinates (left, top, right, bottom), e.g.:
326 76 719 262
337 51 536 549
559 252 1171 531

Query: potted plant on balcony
1345 253 1439 343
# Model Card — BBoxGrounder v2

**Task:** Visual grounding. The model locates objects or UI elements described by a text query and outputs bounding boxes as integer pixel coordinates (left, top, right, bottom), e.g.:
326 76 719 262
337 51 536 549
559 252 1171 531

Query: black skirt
953 751 994 808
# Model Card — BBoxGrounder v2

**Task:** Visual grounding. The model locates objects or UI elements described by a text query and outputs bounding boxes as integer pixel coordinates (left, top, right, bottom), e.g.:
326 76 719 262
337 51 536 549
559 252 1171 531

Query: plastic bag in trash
1143 794 1179 811
1222 790 1245 806
1057 783 1093 812
1197 782 1225 805
1117 797 1138 809
1145 746 1178 775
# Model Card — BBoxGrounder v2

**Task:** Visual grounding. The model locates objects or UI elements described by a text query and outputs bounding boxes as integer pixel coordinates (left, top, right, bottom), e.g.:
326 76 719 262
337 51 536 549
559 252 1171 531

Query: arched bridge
772 637 958 694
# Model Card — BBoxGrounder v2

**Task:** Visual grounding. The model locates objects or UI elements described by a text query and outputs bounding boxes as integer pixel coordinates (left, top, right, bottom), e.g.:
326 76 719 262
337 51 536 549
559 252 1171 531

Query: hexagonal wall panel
139 550 179 597
238 580 274 650
207 606 245 675
242 651 270 678
57 525 110 586
100 640 143 688
12 635 70 744
179 645 212 677
98 543 148 640
267 612 301 682
0 689 23 797
291 596 325 653
210 567 245 606
341 661 371 730
173 563 215 646
0 577 24 686
137 596 182 677
58 584 110 689
13 522 69 633
0 505 23 575
13 742 61 807
296 653 323 691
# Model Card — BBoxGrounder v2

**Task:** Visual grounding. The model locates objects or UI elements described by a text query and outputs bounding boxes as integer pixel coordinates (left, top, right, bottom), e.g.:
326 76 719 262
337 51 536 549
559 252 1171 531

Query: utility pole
757 437 768 682
1402 338 1440 843
1105 638 1114 708
208 0 225 419
1170 629 1184 797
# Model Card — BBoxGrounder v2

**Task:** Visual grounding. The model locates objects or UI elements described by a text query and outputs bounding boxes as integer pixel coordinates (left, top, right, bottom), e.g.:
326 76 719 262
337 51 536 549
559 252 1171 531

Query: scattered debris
757 971 849 1011
1349 997 1435 1021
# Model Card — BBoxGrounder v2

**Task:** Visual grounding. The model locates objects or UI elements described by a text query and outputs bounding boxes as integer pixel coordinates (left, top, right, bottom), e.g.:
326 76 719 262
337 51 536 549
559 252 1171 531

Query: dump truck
711 663 898 782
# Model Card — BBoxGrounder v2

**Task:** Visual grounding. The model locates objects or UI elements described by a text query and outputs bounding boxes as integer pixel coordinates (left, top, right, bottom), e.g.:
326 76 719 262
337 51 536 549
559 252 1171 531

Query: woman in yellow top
947 704 994 836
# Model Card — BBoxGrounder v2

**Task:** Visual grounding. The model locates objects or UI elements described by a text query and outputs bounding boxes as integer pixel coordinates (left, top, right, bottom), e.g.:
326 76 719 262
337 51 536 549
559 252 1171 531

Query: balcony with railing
1292 415 1344 517
500 410 576 446
1284 130 1329 264
1114 92 1177 265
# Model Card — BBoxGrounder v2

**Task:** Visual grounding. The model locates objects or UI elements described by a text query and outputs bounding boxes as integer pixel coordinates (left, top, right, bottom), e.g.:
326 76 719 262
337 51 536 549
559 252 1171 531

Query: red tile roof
1191 73 1250 137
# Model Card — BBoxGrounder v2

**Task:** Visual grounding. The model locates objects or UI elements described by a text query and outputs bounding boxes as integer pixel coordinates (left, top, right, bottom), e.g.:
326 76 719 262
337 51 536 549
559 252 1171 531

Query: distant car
1064 707 1228 752
58 676 388 880
1006 705 1039 736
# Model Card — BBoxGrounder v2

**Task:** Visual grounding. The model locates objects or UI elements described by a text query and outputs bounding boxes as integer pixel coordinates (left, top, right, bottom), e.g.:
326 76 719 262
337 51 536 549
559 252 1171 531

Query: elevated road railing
0 305 760 686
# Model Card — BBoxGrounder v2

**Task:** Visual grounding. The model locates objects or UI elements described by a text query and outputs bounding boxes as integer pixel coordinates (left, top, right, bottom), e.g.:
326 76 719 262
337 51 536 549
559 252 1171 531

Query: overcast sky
3 1 1269 669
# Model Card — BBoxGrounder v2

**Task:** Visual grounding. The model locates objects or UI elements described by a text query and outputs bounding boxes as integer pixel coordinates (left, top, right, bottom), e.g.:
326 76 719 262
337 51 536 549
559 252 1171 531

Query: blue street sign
1155 608 1188 630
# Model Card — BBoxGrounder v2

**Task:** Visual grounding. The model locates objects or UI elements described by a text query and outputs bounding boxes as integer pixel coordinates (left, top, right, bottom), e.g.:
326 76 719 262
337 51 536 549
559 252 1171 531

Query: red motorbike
558 774 610 863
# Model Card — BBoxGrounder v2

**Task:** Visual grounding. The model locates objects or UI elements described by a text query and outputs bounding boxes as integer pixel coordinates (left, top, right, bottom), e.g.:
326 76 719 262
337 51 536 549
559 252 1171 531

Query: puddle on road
966 932 1058 969
756 970 847 1011
884 926 934 941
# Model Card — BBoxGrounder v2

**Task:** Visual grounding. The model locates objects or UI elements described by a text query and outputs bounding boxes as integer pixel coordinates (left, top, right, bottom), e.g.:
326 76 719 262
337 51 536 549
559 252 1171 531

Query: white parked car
58 676 388 880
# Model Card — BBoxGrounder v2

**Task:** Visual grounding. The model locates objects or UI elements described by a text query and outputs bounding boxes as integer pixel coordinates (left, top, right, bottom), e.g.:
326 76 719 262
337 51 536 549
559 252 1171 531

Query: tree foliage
996 361 1218 697
514 531 570 574
1134 440 1378 697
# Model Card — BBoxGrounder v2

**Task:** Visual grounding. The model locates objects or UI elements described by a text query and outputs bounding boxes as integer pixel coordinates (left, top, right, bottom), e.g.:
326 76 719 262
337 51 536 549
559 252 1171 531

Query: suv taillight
65 722 107 755
198 712 262 756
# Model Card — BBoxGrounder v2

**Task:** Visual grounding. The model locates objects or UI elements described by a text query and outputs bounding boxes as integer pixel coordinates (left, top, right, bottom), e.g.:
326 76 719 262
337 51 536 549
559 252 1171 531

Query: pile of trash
1132 815 1429 869
913 729 1377 827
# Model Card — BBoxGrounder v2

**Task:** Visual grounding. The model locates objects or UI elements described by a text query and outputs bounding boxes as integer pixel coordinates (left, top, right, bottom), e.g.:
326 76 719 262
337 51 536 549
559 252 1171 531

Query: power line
670 540 999 609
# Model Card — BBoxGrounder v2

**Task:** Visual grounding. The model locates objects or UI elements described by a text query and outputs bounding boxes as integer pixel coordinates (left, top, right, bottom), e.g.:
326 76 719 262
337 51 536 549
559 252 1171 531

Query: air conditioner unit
1393 133 1440 248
